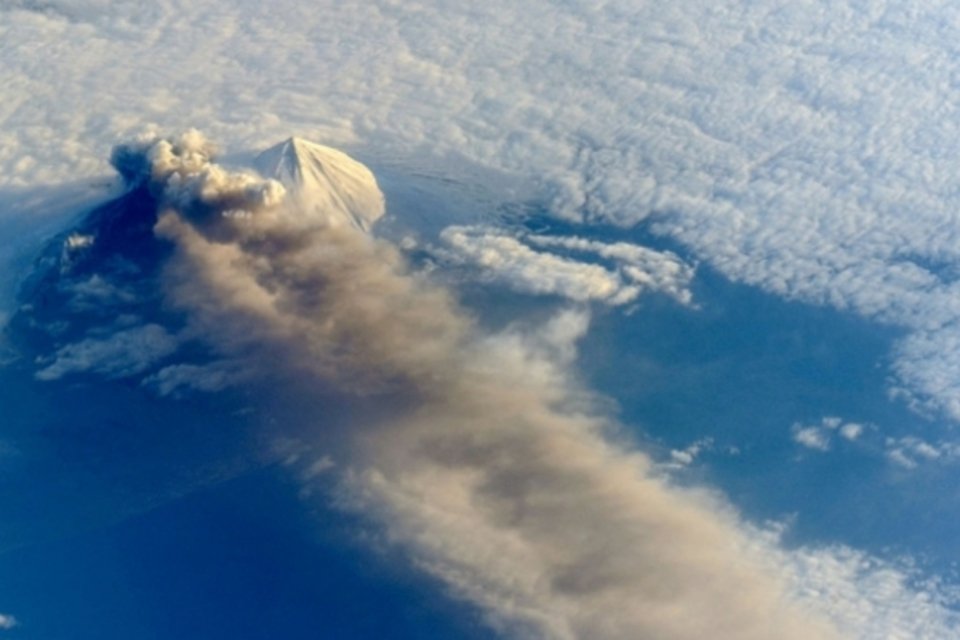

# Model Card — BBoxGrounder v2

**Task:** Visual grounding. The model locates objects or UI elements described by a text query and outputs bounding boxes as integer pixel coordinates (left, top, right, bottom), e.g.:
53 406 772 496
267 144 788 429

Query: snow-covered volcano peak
256 137 384 232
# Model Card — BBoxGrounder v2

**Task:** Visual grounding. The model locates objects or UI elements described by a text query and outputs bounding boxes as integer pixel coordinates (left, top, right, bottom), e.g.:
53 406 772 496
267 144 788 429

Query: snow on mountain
256 137 384 232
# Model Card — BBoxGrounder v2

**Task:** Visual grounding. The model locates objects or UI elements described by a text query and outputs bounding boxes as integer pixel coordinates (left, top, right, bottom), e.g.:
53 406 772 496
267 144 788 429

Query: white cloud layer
4 0 960 420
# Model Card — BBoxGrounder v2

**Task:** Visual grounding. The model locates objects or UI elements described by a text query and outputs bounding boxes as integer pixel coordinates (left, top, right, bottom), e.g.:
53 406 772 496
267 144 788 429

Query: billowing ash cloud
18 132 958 638
110 132 844 640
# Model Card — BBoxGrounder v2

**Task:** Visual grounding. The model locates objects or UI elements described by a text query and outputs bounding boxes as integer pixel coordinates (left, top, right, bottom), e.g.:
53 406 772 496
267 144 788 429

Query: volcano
256 137 384 232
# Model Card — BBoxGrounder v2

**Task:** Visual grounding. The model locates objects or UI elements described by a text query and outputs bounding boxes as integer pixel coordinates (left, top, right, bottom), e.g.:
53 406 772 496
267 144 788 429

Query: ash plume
98 132 842 639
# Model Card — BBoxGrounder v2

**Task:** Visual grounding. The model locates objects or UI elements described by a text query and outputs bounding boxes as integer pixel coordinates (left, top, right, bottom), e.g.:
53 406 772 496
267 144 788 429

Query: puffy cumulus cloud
794 426 831 452
787 417 960 472
436 225 693 306
885 437 960 470
664 438 716 469
839 423 864 441
0 614 15 630
114 133 960 639
791 417 869 453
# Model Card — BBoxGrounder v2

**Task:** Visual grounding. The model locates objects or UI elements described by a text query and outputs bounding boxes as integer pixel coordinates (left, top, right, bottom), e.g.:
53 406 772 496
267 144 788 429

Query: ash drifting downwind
7 131 958 640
